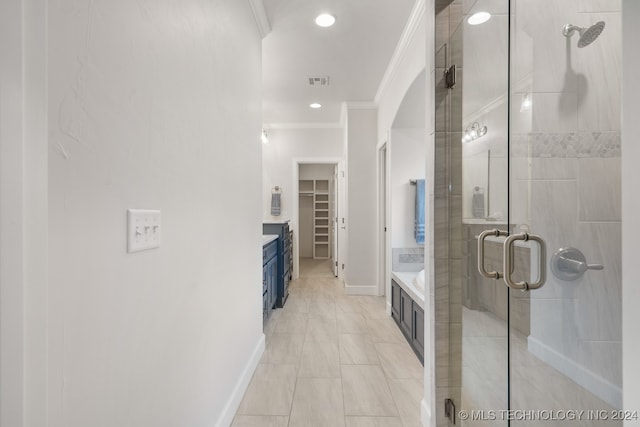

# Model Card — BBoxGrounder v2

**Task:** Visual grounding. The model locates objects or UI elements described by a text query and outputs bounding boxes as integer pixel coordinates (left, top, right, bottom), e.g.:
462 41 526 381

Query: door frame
377 140 391 302
292 158 344 280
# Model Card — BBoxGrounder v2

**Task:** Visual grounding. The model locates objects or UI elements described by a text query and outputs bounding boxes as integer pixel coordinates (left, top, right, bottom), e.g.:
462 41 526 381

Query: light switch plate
127 209 161 253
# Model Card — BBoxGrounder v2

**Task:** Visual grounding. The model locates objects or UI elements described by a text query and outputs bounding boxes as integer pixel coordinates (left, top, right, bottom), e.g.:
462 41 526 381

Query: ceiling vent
308 76 330 86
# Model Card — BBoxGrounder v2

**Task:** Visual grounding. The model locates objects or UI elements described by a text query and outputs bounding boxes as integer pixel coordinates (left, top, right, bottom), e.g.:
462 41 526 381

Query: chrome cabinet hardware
550 247 604 281
503 232 547 291
478 229 508 279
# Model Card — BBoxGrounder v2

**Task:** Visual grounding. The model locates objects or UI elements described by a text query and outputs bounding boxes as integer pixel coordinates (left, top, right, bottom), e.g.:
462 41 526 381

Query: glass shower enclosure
444 0 623 425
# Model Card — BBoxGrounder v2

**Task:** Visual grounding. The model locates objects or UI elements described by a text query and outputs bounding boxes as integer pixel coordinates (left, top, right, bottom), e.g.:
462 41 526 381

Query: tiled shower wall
434 0 463 426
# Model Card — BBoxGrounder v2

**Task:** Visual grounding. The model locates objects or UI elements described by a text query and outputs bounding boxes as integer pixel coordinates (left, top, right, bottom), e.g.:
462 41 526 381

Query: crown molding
248 0 271 38
374 0 426 104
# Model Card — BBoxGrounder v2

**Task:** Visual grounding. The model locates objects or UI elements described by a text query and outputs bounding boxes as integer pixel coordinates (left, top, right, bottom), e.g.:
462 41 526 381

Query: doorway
293 159 343 280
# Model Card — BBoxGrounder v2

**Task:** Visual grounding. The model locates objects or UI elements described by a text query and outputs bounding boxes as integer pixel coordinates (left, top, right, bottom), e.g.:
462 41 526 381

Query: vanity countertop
263 219 290 225
262 234 279 246
391 271 425 309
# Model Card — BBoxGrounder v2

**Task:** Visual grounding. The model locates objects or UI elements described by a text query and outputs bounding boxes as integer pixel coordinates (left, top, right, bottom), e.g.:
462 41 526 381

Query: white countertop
263 219 290 225
262 234 278 245
391 271 425 309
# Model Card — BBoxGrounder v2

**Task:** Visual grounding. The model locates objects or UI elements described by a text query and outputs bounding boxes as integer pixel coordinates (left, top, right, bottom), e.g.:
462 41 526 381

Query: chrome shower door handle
478 229 508 279
503 232 547 291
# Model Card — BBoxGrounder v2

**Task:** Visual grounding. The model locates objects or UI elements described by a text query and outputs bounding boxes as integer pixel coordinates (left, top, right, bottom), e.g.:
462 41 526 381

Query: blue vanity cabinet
390 279 424 364
263 239 278 322
263 221 290 307
267 256 277 310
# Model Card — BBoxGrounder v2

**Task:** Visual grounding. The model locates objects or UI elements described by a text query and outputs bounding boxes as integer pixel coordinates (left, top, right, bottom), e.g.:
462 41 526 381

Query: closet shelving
299 179 331 259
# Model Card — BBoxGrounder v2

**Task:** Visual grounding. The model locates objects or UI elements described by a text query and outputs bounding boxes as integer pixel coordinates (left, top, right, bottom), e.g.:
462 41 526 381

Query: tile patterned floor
233 259 424 427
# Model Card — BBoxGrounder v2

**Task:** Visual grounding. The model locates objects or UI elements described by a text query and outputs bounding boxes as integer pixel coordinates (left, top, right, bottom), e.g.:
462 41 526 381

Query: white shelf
299 178 333 260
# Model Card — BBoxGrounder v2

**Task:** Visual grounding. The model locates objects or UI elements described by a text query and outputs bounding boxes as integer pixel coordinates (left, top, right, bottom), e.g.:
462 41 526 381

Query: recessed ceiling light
310 103 322 109
315 13 336 27
467 11 491 25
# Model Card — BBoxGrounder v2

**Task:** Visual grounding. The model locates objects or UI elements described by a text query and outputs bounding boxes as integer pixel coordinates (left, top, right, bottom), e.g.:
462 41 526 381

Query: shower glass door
458 0 510 425
508 0 622 425
457 0 622 425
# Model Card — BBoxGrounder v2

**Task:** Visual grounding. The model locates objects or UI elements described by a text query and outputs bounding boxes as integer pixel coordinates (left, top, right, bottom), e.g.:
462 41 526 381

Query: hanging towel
415 179 425 244
271 191 281 216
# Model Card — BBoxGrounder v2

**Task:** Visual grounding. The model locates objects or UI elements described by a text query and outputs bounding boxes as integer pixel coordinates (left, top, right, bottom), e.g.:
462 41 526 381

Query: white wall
389 67 427 250
345 107 378 293
377 12 426 142
622 0 640 423
390 128 427 248
45 1 263 426
262 127 343 221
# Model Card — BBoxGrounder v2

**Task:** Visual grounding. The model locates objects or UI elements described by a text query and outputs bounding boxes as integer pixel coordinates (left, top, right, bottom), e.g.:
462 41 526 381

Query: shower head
562 21 605 48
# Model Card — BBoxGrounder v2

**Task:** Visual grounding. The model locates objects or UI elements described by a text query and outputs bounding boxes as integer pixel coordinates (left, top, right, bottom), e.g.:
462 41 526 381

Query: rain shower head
562 21 605 48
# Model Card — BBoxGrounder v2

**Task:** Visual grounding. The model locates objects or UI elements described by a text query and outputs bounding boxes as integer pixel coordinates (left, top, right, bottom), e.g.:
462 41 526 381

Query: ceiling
260 0 416 125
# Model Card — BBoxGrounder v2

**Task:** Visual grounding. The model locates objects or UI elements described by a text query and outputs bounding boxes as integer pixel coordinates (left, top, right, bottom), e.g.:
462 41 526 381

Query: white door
331 165 339 277
378 144 388 296
337 161 347 280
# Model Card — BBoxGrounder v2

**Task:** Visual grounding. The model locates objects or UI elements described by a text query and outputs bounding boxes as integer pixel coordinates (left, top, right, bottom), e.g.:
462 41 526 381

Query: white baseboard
527 336 622 409
344 283 379 296
215 334 266 427
421 398 432 427
386 301 392 316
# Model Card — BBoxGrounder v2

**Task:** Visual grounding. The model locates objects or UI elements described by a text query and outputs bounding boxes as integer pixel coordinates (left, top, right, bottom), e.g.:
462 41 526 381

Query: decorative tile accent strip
399 253 424 263
392 247 425 272
511 132 620 158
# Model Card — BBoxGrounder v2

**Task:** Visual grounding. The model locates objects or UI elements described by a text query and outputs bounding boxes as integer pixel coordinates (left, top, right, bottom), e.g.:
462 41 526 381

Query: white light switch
127 209 161 253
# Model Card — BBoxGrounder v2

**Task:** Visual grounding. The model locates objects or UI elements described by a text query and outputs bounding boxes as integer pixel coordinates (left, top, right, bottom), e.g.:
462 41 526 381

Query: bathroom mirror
461 0 510 222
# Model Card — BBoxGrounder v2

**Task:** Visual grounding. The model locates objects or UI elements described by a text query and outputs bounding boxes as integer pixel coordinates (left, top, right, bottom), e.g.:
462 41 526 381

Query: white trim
421 398 432 427
424 1 436 425
265 122 343 130
374 0 426 105
344 283 379 296
214 334 266 427
340 103 348 127
622 2 640 420
527 336 622 409
292 158 344 282
248 0 271 38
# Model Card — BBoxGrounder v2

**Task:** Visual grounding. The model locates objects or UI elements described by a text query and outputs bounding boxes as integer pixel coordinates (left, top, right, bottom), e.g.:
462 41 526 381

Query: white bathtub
391 270 425 309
